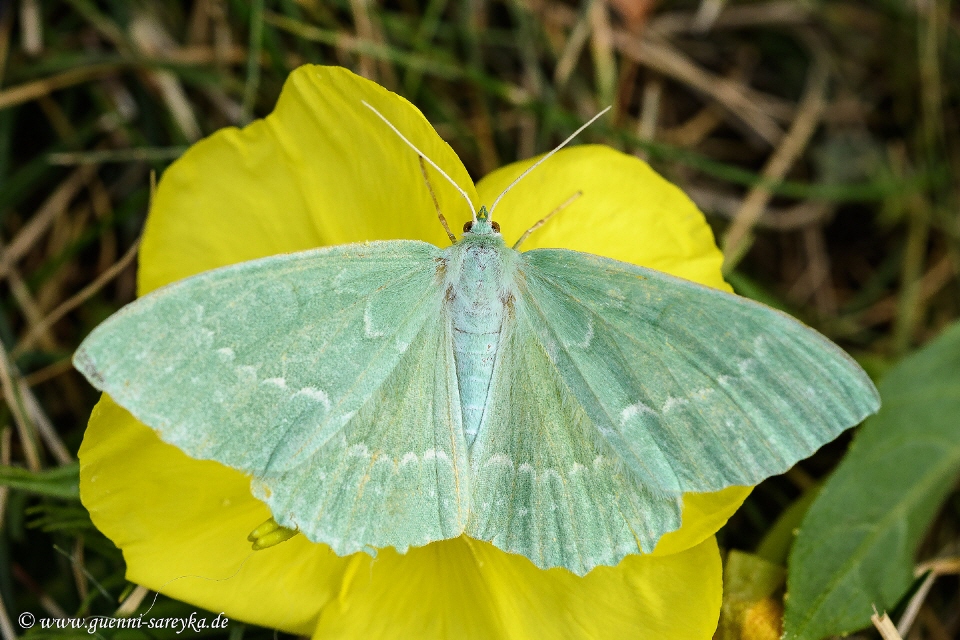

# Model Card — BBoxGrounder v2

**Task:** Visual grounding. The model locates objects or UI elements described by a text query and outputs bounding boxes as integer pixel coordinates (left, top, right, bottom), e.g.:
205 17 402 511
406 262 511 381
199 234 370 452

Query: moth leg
512 191 582 250
419 156 457 244
248 517 299 550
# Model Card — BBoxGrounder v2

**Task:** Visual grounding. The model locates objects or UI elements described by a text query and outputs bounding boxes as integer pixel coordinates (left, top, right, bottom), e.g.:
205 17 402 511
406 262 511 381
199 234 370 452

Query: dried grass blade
0 164 98 279
14 237 141 356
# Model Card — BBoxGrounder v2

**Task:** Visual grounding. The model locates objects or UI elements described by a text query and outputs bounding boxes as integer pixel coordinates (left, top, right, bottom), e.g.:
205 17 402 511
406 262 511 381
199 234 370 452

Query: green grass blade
0 462 80 499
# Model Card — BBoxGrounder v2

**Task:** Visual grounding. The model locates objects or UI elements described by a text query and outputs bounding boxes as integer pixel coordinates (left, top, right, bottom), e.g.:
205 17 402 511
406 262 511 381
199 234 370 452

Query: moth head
463 206 500 235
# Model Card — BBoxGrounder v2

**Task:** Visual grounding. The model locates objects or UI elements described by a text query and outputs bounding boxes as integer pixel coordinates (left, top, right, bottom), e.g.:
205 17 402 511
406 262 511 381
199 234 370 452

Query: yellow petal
313 536 722 639
79 395 342 635
656 486 751 556
475 144 731 292
140 65 477 295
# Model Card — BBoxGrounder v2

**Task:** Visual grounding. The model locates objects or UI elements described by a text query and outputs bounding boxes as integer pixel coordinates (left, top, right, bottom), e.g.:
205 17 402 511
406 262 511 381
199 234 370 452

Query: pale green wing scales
253 308 468 554
518 249 880 496
466 312 683 574
74 240 470 554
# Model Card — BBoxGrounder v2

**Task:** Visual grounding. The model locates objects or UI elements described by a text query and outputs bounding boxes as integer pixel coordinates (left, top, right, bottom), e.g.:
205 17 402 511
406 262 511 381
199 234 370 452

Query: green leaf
0 463 80 499
754 483 821 566
783 320 960 639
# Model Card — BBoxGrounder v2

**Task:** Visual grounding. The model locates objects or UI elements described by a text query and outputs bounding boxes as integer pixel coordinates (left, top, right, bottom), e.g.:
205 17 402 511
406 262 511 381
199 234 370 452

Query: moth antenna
489 106 611 218
513 191 583 250
361 100 477 222
419 156 457 244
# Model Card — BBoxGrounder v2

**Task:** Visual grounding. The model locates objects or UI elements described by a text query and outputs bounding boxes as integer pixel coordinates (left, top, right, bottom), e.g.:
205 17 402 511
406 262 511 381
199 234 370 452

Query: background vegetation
0 0 957 638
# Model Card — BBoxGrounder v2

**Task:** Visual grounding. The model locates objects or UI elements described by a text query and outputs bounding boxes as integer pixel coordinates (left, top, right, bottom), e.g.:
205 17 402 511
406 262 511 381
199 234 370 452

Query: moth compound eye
492 221 501 232
463 221 473 232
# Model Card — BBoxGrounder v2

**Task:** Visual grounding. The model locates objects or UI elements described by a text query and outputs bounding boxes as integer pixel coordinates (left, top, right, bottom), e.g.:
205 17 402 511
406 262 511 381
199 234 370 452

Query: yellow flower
78 65 750 638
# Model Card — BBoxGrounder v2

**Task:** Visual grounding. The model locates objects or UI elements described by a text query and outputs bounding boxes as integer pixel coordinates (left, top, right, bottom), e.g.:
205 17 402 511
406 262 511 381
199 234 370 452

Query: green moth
74 107 879 577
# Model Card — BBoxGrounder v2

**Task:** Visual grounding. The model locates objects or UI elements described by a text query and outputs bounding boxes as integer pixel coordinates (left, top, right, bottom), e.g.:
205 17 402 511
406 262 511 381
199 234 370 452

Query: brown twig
186 0 213 45
115 585 150 617
0 344 40 471
19 0 43 55
72 537 89 606
130 13 202 141
650 1 811 35
722 34 830 272
916 556 960 576
0 64 123 110
0 590 15 640
0 4 12 87
7 267 58 351
857 254 955 328
21 383 72 465
616 35 790 145
23 358 74 388
787 225 838 317
14 237 141 356
0 164 98 279
0 427 10 525
349 0 397 86
634 76 662 160
12 564 68 617
553 8 591 89
589 0 617 109
48 147 187 165
659 104 724 147
691 0 727 32
918 605 953 640
897 571 936 637
686 186 833 231
527 0 794 143
0 339 70 466
872 608 904 640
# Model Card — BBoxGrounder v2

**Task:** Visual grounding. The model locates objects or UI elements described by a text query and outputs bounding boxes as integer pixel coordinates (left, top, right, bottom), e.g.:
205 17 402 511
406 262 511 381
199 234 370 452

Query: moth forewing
74 240 473 556
518 248 880 494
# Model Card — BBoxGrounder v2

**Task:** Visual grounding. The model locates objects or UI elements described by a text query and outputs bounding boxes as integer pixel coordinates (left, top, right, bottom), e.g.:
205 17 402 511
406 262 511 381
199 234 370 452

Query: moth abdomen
447 235 515 444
